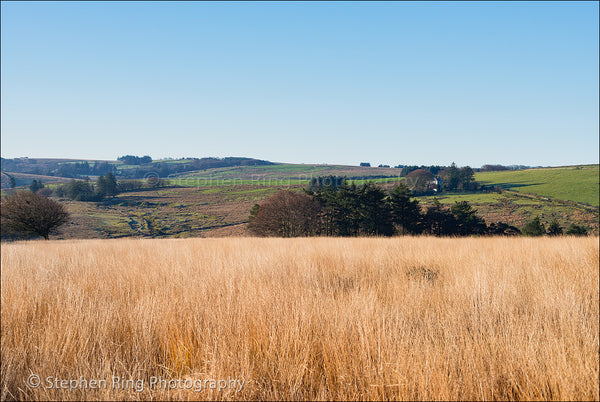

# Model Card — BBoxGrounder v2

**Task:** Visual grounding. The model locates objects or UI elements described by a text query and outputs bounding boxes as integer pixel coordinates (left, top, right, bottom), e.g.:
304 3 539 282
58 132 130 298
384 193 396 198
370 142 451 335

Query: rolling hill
1 158 598 238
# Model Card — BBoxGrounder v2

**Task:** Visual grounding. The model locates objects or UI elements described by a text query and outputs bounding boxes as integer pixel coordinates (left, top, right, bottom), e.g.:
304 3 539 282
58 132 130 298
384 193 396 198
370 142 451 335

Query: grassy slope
56 185 302 239
474 166 599 207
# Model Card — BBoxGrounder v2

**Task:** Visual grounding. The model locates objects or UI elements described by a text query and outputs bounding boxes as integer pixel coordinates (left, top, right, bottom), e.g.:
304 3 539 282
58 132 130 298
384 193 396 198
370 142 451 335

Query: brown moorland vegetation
1 237 598 401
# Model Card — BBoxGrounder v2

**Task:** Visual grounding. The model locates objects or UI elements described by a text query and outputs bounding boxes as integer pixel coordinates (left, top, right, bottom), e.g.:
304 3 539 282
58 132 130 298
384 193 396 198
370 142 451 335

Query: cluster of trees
35 174 169 202
1 156 274 180
399 165 443 176
442 163 478 191
29 179 45 193
522 216 588 236
477 164 534 172
0 158 118 178
54 173 118 201
55 161 117 178
399 163 478 194
248 180 521 237
309 176 345 191
249 181 591 238
479 164 511 172
117 155 153 165
394 164 478 195
111 157 275 179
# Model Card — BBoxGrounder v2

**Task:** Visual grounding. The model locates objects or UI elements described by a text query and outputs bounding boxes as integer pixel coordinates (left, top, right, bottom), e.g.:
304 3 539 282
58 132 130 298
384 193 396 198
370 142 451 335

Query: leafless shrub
248 190 321 237
1 190 69 240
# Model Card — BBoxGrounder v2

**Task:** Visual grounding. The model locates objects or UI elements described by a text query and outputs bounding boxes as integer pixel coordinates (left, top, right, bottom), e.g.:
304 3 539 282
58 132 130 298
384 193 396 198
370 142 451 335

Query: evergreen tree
65 179 96 201
29 179 44 193
387 183 422 234
423 199 457 236
356 182 394 236
546 219 563 236
96 175 107 197
450 201 487 235
446 162 461 191
522 216 546 236
566 223 587 236
487 222 521 236
459 166 476 190
95 173 119 198
104 172 118 197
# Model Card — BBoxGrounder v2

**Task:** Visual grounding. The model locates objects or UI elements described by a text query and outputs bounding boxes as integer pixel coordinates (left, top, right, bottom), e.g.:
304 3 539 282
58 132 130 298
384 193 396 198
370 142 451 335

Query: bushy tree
1 191 69 240
249 181 519 238
546 219 563 236
248 190 321 237
566 223 587 236
96 172 118 198
522 216 546 236
58 178 98 201
29 179 44 193
487 222 521 236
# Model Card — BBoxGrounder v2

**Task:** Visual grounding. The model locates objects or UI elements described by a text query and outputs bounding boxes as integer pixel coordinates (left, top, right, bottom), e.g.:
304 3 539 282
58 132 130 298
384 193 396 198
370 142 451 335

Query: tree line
249 180 520 237
1 156 274 180
248 178 589 237
33 173 174 201
522 216 588 236
52 173 119 201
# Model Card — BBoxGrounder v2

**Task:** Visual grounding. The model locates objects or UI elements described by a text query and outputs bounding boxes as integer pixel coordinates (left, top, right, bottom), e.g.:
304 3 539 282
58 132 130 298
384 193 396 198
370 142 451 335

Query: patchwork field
2 163 599 238
170 164 404 187
1 237 598 401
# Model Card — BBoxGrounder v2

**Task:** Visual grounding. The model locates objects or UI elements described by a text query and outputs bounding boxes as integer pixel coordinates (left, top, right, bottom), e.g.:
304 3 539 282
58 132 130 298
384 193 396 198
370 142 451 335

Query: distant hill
2 158 597 239
0 156 275 188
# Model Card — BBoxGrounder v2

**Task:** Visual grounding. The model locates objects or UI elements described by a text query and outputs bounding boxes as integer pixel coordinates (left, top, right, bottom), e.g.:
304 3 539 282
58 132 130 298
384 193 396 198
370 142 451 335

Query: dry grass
1 237 598 401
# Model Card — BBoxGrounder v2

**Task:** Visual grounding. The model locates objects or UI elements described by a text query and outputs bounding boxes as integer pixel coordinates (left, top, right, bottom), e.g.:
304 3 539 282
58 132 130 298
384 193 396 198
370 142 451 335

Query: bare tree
1 191 70 240
248 190 321 237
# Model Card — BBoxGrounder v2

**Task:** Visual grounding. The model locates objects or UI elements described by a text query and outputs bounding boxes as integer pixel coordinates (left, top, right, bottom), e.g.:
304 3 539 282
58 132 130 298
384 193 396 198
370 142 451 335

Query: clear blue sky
1 1 598 167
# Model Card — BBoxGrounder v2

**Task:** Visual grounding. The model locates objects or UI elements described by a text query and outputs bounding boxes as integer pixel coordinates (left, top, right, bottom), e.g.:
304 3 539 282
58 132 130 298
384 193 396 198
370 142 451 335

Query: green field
171 163 403 187
415 192 507 204
475 166 599 207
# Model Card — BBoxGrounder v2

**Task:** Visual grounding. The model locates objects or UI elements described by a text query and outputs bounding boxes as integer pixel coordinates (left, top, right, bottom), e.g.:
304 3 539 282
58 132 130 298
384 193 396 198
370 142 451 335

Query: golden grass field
1 237 598 401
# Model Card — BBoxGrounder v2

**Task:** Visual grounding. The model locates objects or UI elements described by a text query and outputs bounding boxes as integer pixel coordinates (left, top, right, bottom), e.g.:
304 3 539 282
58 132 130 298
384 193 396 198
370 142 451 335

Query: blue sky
1 1 598 167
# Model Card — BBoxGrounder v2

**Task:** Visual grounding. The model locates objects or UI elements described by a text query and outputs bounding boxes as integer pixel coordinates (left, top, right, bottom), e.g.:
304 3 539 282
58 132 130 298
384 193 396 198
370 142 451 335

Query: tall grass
1 237 598 401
